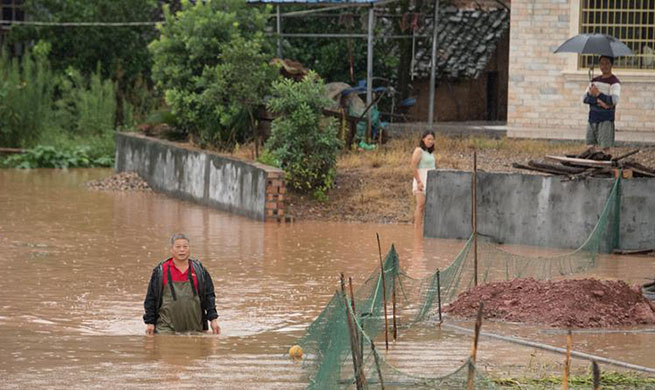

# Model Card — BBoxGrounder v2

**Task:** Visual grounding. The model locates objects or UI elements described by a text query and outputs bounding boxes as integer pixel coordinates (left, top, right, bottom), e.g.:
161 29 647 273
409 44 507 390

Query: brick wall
265 171 287 222
507 0 655 144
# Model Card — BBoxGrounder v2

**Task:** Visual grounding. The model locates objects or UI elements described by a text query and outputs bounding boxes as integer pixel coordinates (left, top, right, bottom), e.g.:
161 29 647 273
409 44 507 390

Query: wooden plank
625 161 655 175
568 167 611 180
529 160 586 174
629 167 655 178
612 149 640 162
545 155 614 167
0 147 25 154
512 163 559 176
613 248 655 255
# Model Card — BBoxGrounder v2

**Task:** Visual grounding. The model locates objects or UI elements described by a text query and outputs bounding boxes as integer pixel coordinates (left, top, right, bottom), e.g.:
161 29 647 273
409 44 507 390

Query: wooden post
392 271 397 341
563 329 572 390
349 277 363 363
341 274 366 390
376 233 390 350
436 269 442 324
592 361 600 390
473 151 478 287
370 340 386 390
466 302 484 390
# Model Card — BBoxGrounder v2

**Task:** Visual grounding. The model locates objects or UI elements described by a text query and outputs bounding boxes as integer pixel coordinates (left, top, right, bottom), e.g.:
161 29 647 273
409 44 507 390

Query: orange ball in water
289 345 303 360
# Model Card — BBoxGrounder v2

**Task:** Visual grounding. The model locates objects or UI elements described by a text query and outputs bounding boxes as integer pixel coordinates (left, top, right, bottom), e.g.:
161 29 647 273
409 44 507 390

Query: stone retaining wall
115 133 286 221
424 169 655 252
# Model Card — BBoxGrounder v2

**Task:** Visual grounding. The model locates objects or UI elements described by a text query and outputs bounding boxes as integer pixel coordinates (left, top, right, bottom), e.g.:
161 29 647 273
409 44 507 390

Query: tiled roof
414 5 509 79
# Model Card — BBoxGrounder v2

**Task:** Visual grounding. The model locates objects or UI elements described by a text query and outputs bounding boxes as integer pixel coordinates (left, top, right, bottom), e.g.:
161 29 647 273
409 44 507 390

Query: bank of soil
285 135 655 224
444 277 655 328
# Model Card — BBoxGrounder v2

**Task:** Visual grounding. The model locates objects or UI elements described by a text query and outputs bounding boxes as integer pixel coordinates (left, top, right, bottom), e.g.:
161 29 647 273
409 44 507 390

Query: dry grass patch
221 133 655 223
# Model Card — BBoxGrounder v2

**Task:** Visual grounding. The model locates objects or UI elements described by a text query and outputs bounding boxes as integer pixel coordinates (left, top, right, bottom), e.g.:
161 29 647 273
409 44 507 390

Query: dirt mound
444 278 655 328
85 172 151 192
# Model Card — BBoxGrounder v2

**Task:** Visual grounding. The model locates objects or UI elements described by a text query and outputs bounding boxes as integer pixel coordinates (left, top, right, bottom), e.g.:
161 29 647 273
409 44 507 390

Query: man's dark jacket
143 258 219 331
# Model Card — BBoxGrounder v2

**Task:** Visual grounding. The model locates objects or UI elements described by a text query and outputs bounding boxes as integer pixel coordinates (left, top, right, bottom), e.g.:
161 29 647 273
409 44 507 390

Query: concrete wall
507 0 655 144
115 133 286 221
424 169 655 251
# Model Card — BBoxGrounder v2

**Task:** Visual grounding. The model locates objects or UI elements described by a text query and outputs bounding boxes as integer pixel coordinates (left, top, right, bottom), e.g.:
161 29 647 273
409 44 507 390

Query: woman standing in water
411 130 436 231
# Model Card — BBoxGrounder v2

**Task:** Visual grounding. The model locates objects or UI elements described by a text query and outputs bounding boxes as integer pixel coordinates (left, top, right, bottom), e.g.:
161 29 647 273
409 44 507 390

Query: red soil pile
444 278 655 328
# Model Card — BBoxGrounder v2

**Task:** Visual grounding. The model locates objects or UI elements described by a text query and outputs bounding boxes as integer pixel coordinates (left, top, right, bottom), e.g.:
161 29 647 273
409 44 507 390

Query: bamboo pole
443 322 655 375
370 340 386 390
340 273 366 390
376 233 390 350
592 361 600 390
466 302 484 390
473 151 478 287
563 329 572 390
349 277 364 363
0 147 25 154
436 269 442 325
392 255 397 341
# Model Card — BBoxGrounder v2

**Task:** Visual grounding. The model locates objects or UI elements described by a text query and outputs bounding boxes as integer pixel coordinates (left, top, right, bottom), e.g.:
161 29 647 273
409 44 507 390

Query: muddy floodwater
1 169 654 389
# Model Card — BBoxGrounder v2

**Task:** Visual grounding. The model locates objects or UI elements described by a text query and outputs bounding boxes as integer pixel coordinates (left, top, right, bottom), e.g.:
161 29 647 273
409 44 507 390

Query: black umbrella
554 33 633 80
553 33 634 57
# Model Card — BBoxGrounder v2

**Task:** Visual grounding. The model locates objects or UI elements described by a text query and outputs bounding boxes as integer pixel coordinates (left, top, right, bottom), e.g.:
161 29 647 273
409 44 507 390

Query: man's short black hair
599 55 614 65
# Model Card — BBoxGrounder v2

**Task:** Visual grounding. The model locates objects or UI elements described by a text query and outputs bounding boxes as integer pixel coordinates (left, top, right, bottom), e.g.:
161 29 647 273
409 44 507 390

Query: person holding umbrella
554 33 633 153
583 55 621 152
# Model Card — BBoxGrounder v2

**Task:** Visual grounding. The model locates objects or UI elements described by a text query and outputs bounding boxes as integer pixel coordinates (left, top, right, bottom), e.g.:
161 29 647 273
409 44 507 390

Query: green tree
265 74 342 199
149 0 274 149
203 36 279 149
8 0 157 83
6 0 159 124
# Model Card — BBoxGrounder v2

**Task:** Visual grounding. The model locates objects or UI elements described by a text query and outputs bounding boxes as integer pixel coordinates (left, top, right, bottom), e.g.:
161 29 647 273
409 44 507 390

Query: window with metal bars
579 0 655 70
1 0 24 27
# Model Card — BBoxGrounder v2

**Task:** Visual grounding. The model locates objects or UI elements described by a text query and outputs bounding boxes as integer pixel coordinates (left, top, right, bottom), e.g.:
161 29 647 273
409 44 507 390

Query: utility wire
0 20 161 27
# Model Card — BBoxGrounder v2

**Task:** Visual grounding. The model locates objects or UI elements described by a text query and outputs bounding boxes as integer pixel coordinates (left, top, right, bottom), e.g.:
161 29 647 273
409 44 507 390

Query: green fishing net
299 177 621 389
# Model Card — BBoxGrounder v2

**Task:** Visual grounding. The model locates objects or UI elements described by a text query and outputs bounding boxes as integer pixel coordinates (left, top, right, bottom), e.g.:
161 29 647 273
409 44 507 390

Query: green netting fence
299 177 622 389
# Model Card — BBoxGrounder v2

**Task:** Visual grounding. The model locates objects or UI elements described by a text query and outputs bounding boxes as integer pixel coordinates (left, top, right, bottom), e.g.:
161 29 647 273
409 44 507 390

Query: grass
493 371 655 389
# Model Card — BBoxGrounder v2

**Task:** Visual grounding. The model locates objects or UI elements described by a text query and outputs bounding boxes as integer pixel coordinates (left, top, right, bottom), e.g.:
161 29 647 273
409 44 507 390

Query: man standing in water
143 233 220 334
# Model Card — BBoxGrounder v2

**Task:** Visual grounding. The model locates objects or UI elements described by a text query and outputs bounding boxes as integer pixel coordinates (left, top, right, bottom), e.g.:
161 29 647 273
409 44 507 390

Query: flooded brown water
1 169 654 389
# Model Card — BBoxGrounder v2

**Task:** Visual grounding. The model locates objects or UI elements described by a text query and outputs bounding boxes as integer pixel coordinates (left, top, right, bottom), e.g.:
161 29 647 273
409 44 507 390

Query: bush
265 74 342 198
0 47 118 165
54 66 116 137
1 145 114 169
0 49 54 148
149 0 274 149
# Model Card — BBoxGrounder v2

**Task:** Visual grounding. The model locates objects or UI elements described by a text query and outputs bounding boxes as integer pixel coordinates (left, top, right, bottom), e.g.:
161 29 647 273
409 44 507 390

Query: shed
409 3 510 122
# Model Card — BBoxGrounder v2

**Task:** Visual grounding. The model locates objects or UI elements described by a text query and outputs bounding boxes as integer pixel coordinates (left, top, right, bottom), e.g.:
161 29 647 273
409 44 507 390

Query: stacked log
512 149 655 179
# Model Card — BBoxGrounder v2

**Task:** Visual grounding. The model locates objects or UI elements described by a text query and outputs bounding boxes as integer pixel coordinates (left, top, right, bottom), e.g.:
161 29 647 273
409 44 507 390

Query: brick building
507 0 655 144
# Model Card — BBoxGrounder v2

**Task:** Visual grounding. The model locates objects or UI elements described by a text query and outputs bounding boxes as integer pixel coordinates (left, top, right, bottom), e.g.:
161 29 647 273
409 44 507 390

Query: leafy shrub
256 149 279 167
149 0 275 149
1 46 117 162
265 74 342 198
54 66 116 137
0 48 54 148
1 145 114 169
